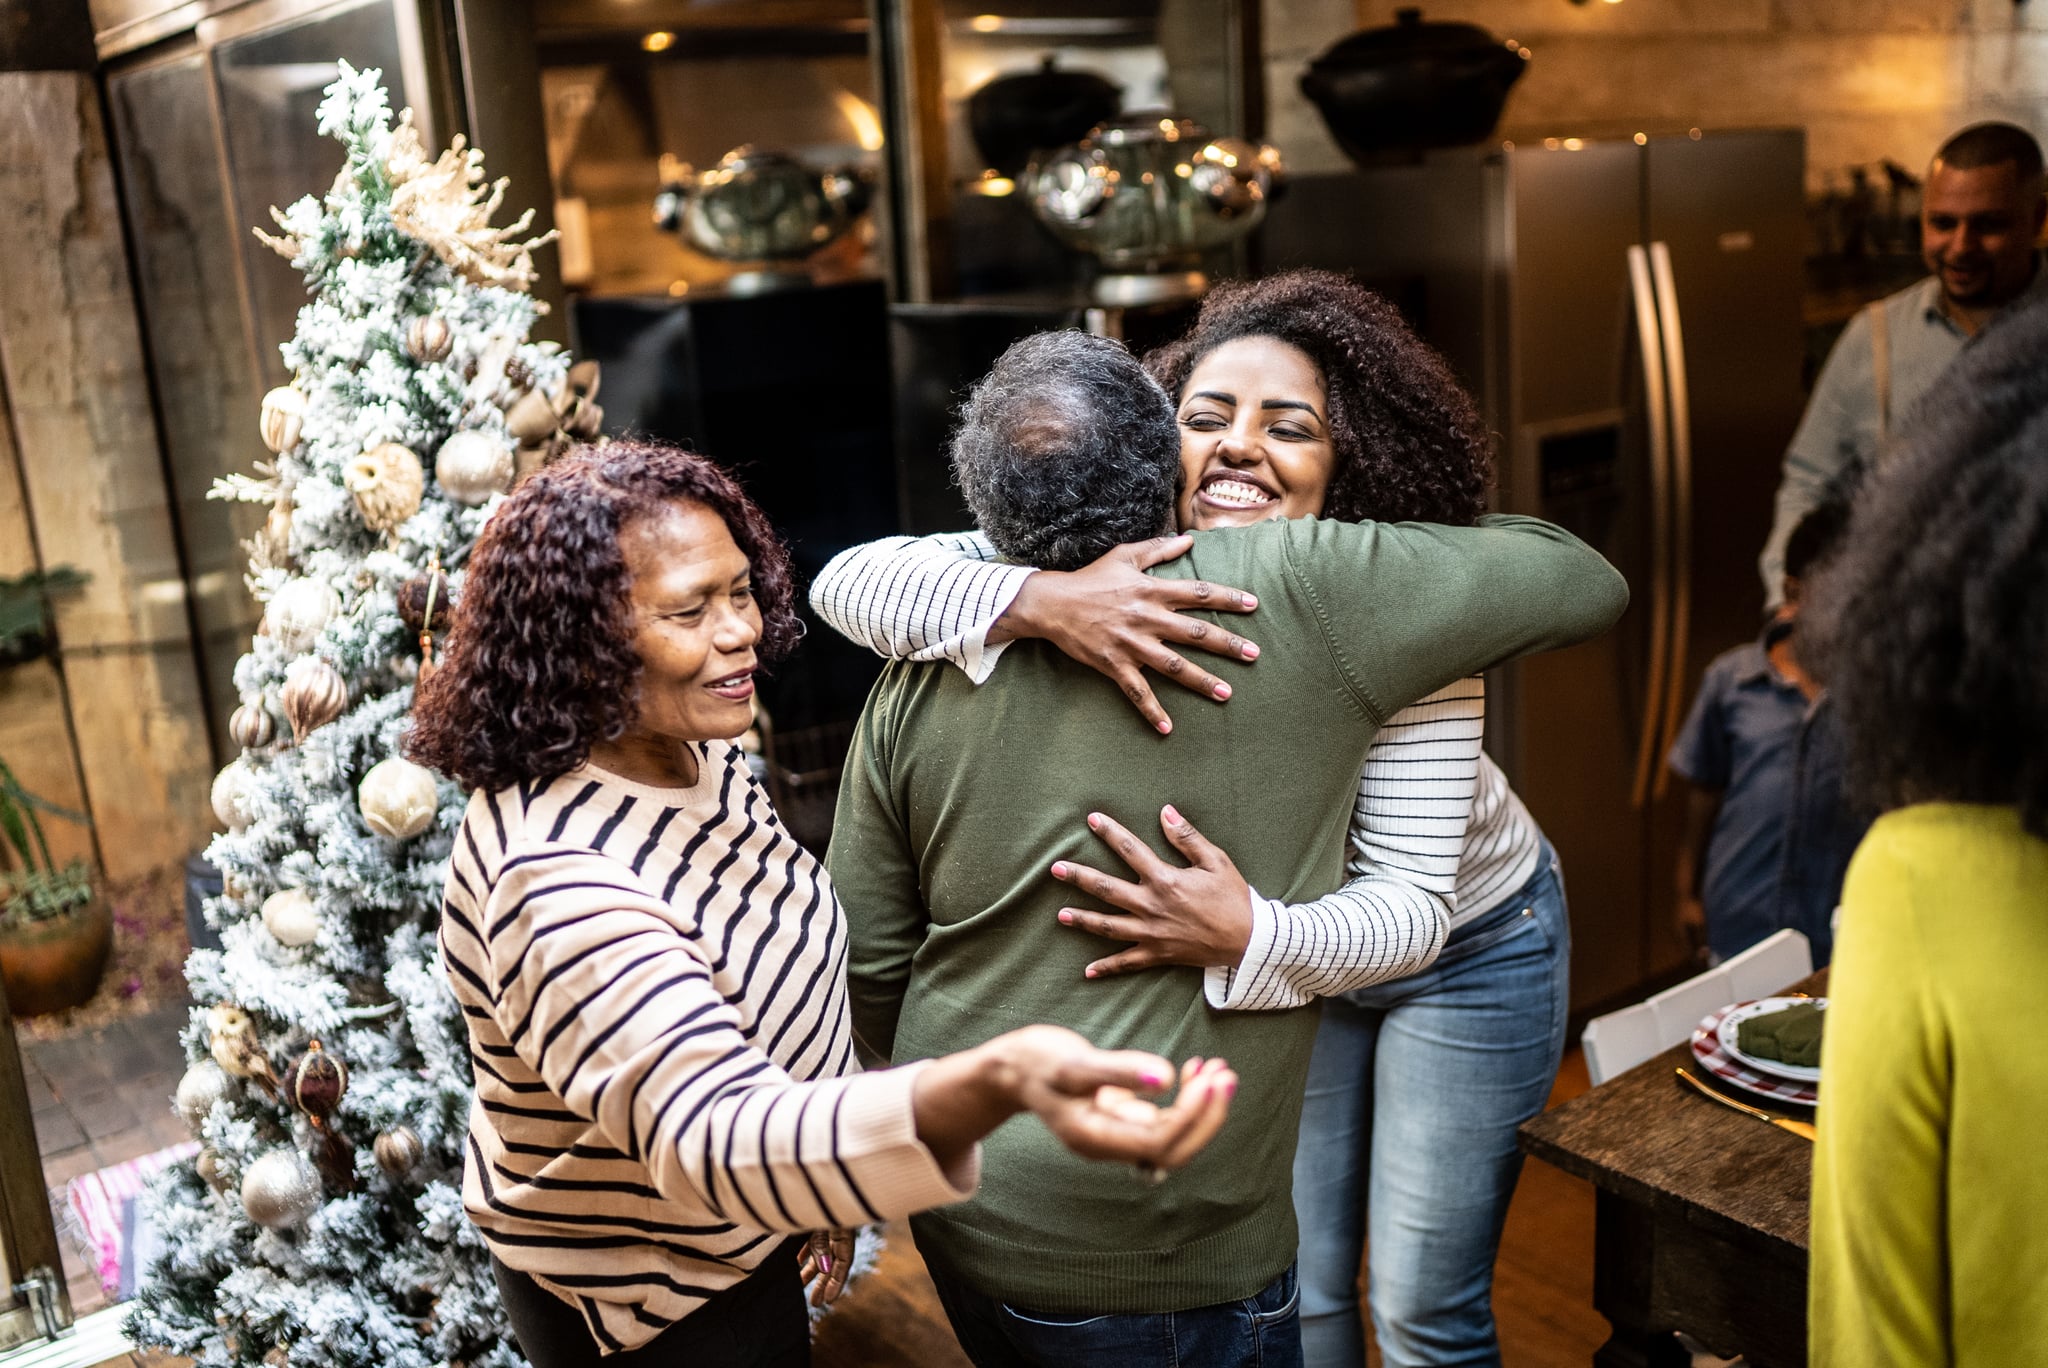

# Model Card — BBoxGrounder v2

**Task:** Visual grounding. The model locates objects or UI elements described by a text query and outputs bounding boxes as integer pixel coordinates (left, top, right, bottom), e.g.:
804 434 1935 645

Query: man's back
828 514 1625 1315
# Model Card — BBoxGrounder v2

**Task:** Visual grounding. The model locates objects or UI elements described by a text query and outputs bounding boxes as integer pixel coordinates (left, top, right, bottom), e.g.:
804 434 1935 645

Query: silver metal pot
1026 115 1282 300
654 147 873 263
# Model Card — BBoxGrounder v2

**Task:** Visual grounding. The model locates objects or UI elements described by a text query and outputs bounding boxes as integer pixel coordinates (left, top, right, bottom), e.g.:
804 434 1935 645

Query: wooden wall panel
0 70 211 881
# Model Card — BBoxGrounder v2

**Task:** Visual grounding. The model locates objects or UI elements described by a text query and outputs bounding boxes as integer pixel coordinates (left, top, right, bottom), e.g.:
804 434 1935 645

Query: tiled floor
22 1000 195 1323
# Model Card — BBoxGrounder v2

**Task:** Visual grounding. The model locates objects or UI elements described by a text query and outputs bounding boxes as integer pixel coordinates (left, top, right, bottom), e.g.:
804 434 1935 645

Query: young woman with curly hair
1801 299 2048 1368
406 442 1235 1368
811 269 1581 1366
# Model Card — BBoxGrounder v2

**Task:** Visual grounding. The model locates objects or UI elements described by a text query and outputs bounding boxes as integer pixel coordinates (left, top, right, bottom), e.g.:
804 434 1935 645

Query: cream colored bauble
241 1149 321 1228
175 1059 231 1133
259 386 307 454
260 887 320 948
281 657 348 743
211 758 257 831
358 757 439 839
229 702 275 751
405 314 453 363
433 429 515 505
344 442 425 532
263 578 340 655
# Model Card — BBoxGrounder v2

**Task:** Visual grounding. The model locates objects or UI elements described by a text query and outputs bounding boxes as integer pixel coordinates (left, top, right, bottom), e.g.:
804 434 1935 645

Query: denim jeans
1292 845 1571 1368
926 1260 1303 1368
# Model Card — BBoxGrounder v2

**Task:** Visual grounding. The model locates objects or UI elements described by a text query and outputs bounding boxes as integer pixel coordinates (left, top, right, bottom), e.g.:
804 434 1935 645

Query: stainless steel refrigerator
1259 130 1808 1013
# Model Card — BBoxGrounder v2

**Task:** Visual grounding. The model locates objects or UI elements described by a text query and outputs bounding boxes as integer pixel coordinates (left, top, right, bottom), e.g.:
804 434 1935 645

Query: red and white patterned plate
1690 999 1822 1106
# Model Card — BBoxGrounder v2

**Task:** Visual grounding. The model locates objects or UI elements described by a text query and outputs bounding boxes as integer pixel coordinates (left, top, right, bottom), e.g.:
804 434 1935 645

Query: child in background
1668 500 1867 966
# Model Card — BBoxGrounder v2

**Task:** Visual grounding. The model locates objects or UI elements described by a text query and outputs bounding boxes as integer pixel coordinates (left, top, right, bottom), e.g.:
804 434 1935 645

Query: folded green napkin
1736 1002 1825 1068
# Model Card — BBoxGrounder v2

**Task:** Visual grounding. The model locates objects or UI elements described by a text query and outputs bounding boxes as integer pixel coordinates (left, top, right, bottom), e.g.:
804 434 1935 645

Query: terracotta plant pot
0 896 113 1017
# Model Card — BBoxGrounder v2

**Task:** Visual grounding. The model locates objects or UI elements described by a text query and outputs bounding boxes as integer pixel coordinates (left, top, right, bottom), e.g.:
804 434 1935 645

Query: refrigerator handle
1627 244 1672 811
1648 241 1694 801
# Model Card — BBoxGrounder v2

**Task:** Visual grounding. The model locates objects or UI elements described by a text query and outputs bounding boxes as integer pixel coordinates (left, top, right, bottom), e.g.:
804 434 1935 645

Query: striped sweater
438 745 974 1353
810 532 1546 1010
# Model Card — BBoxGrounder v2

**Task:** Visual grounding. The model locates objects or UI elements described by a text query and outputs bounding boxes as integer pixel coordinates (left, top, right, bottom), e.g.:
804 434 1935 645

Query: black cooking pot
1300 8 1528 163
967 58 1122 179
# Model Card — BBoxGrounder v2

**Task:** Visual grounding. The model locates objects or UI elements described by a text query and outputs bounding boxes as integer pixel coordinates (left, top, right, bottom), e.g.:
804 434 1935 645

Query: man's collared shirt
1760 259 2048 600
1667 627 1869 965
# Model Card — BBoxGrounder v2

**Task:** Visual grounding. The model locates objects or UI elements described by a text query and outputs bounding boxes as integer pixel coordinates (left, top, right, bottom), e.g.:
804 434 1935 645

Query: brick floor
19 998 195 1323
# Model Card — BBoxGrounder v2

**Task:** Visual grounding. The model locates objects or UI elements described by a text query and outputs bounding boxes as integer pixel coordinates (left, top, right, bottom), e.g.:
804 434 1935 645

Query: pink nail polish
1141 1069 1168 1089
1242 595 1257 609
1225 1079 1238 1098
1163 804 1181 824
1087 813 1102 830
1242 642 1260 659
1213 682 1231 699
1052 862 1068 879
1058 910 1074 924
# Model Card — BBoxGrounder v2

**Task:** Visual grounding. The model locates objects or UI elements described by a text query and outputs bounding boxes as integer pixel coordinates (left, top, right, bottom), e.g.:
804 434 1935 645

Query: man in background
1758 121 2046 605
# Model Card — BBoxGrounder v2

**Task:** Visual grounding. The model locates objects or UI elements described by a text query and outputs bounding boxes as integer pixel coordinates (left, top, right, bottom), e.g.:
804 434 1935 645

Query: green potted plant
0 564 107 1016
0 757 107 1016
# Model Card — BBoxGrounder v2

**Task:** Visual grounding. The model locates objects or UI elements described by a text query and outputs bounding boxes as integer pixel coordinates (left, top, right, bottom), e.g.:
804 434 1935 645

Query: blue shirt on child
1667 628 1868 965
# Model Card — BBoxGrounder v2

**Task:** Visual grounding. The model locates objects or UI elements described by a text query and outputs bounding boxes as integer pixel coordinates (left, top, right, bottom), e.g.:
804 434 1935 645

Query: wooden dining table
1520 969 1828 1368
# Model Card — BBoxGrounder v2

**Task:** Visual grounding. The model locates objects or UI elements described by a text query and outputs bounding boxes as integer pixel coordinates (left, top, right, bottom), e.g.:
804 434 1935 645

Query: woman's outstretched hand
1050 805 1255 978
911 1025 1235 1179
799 1228 855 1307
991 534 1260 735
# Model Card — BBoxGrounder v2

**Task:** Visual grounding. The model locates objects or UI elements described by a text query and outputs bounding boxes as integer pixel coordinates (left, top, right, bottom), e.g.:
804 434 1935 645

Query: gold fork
1675 1067 1817 1141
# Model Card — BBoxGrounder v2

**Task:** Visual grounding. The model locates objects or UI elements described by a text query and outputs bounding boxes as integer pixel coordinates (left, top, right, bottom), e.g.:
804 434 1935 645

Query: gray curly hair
950 330 1182 570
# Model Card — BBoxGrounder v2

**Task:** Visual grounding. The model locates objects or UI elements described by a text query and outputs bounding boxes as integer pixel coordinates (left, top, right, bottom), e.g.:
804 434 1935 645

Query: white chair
1580 928 1813 1086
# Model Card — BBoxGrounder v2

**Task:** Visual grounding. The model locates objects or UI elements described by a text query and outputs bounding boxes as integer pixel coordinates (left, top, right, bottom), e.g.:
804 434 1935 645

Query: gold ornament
263 578 340 655
196 1147 230 1193
261 887 320 948
374 1126 425 1179
405 314 453 364
384 110 557 291
230 702 276 751
358 757 440 840
434 429 515 505
175 1059 231 1133
248 497 294 575
281 657 348 743
259 386 307 454
212 758 258 831
507 360 605 476
344 442 425 532
241 1148 321 1228
206 1004 276 1089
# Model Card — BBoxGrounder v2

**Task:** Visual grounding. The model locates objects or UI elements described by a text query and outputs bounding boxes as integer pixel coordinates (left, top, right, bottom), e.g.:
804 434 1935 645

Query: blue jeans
1292 846 1570 1368
926 1261 1303 1368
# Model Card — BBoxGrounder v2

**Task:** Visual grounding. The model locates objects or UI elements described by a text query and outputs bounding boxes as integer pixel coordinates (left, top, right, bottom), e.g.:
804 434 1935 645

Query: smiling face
596 501 763 783
1173 336 1337 531
1921 158 2047 311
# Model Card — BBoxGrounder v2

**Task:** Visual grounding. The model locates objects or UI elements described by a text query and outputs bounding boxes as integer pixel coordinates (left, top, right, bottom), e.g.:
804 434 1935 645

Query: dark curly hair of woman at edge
1801 297 2048 835
407 440 803 792
1147 268 1493 526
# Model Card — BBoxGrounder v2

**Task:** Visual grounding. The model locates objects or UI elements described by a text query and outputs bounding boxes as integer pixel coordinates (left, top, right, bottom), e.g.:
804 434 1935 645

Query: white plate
1715 996 1826 1082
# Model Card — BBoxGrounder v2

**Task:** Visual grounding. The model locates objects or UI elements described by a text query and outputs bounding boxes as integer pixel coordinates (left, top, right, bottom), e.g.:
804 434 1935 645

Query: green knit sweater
828 514 1626 1313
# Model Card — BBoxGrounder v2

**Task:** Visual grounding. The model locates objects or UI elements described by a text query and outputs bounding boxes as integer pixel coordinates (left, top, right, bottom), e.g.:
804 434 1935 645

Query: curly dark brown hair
1146 269 1491 526
1803 297 2048 835
407 440 801 792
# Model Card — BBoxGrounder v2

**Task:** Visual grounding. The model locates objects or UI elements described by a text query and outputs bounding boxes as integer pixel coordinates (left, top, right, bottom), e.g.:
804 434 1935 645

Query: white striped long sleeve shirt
439 745 975 1353
811 534 1544 1010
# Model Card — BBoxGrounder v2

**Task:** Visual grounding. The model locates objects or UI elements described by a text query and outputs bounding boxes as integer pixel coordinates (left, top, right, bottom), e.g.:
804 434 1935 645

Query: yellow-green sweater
1811 803 2048 1367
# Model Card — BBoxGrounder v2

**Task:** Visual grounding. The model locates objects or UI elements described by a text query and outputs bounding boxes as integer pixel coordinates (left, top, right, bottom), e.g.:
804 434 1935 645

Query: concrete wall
1268 0 2048 191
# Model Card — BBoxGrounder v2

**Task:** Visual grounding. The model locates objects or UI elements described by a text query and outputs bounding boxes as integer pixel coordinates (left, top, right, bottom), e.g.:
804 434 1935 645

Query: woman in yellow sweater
1802 296 2048 1366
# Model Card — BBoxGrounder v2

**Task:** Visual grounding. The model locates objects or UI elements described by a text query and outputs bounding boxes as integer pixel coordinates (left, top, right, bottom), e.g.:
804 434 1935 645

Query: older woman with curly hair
1801 299 2048 1367
406 442 1235 1368
811 269 1581 1366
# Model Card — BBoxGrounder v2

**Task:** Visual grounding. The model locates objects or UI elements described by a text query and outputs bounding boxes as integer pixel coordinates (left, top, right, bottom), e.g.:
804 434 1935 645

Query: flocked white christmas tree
127 65 572 1368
